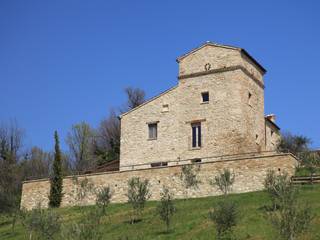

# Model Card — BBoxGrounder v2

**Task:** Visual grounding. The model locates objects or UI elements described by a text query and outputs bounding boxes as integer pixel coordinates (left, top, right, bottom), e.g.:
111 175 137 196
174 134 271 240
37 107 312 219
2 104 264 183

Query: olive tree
180 164 201 199
264 170 314 240
211 169 235 196
95 186 112 215
157 186 176 232
126 177 150 223
20 205 61 240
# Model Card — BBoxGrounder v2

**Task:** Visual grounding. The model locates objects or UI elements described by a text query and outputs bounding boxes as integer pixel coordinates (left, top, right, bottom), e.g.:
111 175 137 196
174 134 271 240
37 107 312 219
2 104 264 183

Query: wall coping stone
22 152 297 184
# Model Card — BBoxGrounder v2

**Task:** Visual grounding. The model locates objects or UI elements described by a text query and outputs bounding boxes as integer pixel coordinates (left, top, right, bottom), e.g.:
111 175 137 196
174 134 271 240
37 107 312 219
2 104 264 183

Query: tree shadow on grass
155 229 174 235
257 204 279 213
123 219 143 224
0 220 11 227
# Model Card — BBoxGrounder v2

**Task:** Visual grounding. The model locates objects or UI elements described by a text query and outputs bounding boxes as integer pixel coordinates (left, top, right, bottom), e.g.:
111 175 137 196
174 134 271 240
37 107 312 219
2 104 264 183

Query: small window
191 158 202 163
201 92 209 103
271 130 274 136
148 123 157 140
248 91 252 106
151 162 168 168
191 123 202 148
162 104 169 112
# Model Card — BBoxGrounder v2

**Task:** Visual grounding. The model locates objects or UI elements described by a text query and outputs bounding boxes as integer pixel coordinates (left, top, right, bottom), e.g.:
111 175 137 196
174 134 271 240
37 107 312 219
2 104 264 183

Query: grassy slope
1 185 320 240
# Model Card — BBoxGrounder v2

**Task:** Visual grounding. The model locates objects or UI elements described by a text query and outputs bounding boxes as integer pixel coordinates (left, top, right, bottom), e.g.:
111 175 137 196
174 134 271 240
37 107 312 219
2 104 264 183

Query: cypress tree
49 131 63 207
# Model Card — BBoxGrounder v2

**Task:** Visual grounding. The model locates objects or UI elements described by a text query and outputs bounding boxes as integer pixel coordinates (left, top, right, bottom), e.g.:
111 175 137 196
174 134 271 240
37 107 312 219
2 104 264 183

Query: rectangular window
248 91 252 106
191 123 201 148
148 123 157 140
191 158 202 163
162 104 169 112
151 162 168 168
201 92 209 103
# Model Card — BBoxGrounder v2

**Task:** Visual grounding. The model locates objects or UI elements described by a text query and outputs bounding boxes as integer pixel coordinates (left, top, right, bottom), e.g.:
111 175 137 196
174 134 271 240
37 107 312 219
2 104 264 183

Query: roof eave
119 85 178 118
265 117 281 130
240 49 267 74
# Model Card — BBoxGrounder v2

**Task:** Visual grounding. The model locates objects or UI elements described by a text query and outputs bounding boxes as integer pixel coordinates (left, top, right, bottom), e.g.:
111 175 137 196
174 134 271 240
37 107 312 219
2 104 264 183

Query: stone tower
119 42 279 170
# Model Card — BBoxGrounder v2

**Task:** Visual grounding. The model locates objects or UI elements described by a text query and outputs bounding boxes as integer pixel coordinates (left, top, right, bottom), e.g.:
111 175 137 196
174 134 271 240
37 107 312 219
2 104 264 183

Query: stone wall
21 153 298 210
120 86 180 168
265 120 281 151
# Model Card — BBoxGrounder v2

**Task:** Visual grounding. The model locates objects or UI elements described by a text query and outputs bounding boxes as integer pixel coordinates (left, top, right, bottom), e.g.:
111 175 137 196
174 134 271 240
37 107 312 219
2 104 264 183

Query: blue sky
0 0 319 151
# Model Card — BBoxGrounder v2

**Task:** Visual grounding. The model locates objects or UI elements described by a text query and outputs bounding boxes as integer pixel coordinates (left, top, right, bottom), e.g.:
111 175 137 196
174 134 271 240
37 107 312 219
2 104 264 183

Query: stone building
21 42 296 210
120 42 281 170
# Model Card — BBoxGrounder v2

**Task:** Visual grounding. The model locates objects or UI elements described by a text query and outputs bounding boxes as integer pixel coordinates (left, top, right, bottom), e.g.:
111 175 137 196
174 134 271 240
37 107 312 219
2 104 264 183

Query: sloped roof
176 41 267 74
119 85 178 118
265 116 280 130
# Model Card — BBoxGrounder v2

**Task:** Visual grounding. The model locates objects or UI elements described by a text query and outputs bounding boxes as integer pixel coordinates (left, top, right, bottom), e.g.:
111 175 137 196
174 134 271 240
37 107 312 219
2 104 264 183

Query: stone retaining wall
20 153 298 210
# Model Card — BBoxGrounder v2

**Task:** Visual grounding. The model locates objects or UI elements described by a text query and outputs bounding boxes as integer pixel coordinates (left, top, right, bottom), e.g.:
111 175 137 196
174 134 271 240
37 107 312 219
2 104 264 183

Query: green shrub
126 177 150 223
62 207 103 240
264 170 292 210
180 164 201 199
211 169 235 195
20 205 61 240
95 186 112 215
72 177 95 207
157 186 176 232
264 170 314 240
209 200 238 240
269 188 314 240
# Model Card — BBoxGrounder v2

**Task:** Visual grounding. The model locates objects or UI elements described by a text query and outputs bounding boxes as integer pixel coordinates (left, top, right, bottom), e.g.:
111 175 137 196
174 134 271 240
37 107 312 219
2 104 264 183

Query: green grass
1 185 320 240
295 167 320 177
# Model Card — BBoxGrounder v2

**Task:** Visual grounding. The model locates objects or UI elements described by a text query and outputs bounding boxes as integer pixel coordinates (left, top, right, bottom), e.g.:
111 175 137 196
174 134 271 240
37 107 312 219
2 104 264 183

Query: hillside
1 185 319 240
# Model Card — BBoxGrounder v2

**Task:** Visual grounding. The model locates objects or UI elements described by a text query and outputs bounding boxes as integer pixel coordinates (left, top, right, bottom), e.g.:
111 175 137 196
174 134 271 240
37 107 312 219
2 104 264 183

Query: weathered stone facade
21 153 298 210
120 42 280 170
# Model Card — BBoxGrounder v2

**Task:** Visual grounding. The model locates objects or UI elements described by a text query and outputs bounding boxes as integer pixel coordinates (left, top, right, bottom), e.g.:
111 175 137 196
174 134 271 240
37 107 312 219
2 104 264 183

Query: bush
209 200 238 240
277 132 311 155
126 177 150 223
20 205 61 240
72 177 95 207
211 169 235 195
180 164 201 199
95 186 112 215
62 207 103 240
157 186 176 232
268 185 314 240
264 170 314 240
264 170 291 210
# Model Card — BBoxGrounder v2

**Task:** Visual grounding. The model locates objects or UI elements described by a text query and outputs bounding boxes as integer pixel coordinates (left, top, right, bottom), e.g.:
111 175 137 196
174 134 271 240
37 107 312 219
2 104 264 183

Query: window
248 91 252 106
191 158 202 163
151 162 168 168
201 92 209 103
162 104 169 112
191 122 201 148
255 134 259 144
148 123 157 140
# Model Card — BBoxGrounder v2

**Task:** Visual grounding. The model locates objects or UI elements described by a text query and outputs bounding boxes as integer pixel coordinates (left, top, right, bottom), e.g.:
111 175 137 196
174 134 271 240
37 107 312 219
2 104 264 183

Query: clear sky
1 0 319 151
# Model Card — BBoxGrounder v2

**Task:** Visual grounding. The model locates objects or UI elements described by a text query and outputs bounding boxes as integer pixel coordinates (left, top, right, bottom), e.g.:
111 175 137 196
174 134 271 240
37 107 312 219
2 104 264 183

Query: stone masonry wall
120 87 180 169
21 153 298 210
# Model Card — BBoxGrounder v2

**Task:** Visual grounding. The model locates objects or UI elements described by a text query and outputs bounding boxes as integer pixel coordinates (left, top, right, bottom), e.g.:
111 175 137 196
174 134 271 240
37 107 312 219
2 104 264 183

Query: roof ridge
176 41 266 74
